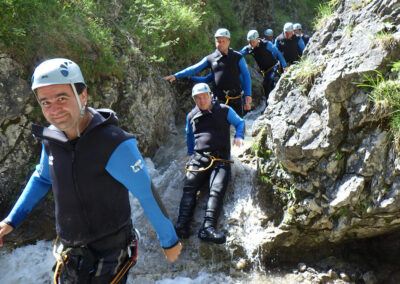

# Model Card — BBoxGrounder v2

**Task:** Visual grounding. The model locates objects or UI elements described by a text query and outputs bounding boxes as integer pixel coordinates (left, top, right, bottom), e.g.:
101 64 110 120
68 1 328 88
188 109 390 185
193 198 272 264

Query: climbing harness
52 228 140 284
223 90 243 105
261 65 275 77
52 237 71 284
110 229 140 284
185 153 233 173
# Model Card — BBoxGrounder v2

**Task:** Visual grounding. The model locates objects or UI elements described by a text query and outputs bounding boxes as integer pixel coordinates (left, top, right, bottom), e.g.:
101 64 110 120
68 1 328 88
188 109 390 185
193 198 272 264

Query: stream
0 102 297 283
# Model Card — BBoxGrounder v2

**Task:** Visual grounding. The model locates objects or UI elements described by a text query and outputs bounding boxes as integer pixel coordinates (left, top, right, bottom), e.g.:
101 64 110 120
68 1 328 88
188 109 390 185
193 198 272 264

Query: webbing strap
224 93 243 105
261 65 275 77
185 155 233 173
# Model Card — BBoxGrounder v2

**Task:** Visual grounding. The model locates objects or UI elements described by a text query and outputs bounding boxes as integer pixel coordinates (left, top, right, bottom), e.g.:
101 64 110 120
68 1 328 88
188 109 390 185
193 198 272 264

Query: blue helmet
264 29 273 37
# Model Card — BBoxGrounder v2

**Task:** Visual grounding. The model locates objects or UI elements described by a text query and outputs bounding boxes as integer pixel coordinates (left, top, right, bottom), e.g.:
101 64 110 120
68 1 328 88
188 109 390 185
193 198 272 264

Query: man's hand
244 96 252 111
283 66 289 72
163 75 176 83
163 242 182 262
233 138 244 147
0 221 13 247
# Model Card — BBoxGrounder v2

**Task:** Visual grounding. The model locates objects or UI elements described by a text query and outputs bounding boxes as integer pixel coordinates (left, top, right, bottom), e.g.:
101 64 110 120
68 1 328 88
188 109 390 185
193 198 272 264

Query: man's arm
238 57 252 110
239 45 250 56
0 144 52 246
105 139 181 262
190 73 213 83
227 107 245 145
163 57 209 83
267 42 287 69
298 37 306 52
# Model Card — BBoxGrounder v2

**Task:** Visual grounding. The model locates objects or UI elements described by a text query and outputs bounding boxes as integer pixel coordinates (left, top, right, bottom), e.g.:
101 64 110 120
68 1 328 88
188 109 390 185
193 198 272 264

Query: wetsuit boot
198 171 227 244
175 186 197 239
198 224 226 244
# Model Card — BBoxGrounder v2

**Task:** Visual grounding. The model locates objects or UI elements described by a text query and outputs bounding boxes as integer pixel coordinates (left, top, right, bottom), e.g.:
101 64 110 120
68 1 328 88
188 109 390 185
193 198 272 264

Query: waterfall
0 102 289 283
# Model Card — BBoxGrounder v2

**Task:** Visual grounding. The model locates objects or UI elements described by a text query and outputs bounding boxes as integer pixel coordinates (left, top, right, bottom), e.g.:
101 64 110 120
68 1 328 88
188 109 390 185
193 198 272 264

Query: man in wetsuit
163 28 252 117
275 22 306 65
264 28 274 42
240 30 287 104
293 23 310 46
0 58 181 283
175 83 244 244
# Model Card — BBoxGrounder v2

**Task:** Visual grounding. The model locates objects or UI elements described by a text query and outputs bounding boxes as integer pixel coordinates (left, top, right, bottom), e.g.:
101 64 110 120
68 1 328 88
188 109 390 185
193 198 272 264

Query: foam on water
0 103 279 283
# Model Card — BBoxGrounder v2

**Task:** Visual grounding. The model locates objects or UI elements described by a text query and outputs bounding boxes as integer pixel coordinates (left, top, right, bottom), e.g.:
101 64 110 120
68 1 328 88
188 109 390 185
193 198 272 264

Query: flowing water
0 102 294 283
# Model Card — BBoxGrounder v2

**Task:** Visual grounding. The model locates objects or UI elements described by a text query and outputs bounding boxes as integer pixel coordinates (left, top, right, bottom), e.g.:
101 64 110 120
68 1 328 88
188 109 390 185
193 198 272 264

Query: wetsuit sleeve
105 139 178 249
298 37 306 52
5 144 52 227
239 46 249 56
238 57 251 96
274 39 279 49
267 42 287 68
190 73 213 83
174 57 209 79
227 107 245 139
185 115 195 155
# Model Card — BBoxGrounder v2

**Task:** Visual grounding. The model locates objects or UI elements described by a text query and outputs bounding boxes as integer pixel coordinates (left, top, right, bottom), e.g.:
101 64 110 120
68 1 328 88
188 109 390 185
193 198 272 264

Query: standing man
264 28 274 42
275 22 306 65
240 30 288 104
163 28 252 117
0 58 181 283
293 23 310 46
175 83 244 244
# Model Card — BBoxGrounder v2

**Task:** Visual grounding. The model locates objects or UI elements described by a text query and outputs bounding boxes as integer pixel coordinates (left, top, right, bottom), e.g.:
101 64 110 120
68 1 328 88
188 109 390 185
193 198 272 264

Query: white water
0 102 294 283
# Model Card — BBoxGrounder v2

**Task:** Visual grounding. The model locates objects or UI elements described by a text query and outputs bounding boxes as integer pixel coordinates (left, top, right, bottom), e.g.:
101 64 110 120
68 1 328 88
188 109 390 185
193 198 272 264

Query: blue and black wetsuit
174 48 251 117
240 38 287 102
274 33 305 65
300 34 310 46
5 108 178 282
176 102 244 235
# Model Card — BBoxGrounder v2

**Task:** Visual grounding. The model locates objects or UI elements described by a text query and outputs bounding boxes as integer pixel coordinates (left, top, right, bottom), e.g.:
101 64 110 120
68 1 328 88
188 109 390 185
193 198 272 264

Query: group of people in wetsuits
163 22 310 246
0 21 310 284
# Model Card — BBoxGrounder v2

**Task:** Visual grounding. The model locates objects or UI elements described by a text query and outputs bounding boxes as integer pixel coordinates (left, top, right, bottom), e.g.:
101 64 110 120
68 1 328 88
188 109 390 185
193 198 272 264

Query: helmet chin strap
71 84 86 138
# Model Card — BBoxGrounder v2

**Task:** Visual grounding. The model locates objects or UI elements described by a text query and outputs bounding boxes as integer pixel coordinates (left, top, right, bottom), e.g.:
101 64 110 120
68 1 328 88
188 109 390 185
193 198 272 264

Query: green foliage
358 66 400 150
373 30 398 50
0 0 216 88
0 0 119 86
286 57 325 92
273 0 324 32
334 151 344 161
313 0 341 30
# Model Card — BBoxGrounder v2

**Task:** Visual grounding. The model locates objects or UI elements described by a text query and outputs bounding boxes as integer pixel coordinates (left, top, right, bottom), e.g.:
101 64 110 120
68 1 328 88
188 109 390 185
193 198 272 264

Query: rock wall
250 0 400 262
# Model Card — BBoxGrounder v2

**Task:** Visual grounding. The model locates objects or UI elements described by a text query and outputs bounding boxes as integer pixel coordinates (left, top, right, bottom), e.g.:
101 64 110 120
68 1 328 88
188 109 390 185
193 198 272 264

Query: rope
52 237 71 284
185 155 233 173
261 65 275 77
110 259 136 284
225 93 243 105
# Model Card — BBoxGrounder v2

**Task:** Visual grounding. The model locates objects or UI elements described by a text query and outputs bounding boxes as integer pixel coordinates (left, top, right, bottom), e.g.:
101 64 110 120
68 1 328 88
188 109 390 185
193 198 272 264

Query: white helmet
264 29 273 37
283 22 294 32
31 58 87 137
214 28 230 39
247 30 259 41
31 58 86 91
192 83 211 97
293 23 302 30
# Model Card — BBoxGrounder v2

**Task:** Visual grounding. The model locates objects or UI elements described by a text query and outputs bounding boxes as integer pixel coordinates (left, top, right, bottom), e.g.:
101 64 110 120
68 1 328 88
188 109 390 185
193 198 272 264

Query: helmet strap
71 83 85 137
